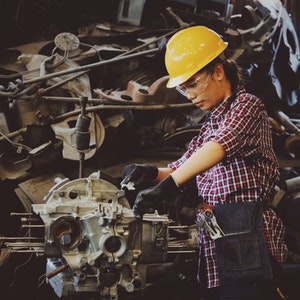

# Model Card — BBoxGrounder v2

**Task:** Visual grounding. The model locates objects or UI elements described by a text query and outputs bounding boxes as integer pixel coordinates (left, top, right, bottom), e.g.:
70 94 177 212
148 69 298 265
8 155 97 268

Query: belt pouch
213 202 273 284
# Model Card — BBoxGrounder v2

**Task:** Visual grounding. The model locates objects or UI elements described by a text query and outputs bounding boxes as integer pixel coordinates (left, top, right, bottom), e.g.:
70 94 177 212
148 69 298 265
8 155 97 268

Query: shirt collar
209 85 246 118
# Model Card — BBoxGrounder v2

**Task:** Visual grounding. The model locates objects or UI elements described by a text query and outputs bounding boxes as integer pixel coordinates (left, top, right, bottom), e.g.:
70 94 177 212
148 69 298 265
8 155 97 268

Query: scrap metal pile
0 0 299 299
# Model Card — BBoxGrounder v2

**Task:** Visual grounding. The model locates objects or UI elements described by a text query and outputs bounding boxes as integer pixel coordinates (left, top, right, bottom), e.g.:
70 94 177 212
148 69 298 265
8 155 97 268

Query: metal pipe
0 237 43 240
46 264 69 279
10 250 44 253
38 70 89 95
167 250 196 253
0 26 180 97
22 225 45 228
0 101 193 142
79 152 84 178
42 95 144 105
22 48 159 85
51 101 194 122
5 242 45 247
168 225 189 229
10 212 34 216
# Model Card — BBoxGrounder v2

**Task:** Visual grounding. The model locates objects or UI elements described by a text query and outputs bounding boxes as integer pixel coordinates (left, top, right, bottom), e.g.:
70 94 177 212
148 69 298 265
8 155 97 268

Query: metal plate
54 32 80 51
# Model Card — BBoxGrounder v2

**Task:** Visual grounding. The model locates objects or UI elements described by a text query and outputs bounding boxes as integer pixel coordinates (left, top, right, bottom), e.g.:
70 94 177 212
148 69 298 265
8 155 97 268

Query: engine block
29 172 196 299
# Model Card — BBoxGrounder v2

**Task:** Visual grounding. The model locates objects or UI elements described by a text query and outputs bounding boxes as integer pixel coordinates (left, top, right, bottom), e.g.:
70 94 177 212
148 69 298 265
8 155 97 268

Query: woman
121 26 288 300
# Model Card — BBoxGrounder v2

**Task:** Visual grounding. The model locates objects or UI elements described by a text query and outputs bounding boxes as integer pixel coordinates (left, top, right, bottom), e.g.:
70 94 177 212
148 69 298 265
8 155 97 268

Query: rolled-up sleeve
210 97 263 159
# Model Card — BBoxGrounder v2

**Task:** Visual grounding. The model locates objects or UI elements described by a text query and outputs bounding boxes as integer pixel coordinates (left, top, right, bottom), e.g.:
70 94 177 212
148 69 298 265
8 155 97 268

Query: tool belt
201 202 273 284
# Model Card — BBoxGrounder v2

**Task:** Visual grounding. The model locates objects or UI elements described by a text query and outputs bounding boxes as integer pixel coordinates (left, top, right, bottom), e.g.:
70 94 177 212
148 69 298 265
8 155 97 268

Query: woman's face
177 64 231 111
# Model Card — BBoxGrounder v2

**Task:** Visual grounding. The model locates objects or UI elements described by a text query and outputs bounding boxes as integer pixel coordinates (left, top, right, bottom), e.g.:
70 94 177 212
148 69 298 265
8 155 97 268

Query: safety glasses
176 73 211 97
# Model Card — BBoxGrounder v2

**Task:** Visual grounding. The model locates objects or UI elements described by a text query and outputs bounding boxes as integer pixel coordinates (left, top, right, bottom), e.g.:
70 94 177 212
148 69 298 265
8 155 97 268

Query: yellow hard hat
165 26 228 88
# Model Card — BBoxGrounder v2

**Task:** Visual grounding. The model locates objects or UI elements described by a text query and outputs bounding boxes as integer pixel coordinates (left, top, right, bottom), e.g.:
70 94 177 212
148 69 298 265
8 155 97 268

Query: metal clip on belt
196 208 226 240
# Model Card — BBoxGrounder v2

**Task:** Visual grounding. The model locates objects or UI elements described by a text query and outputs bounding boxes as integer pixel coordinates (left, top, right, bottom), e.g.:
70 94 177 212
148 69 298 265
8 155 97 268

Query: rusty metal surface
14 172 66 212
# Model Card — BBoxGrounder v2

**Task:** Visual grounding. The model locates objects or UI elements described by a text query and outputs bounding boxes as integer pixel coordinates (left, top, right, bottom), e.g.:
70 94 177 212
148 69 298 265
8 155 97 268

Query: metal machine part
5 171 198 299
54 32 80 52
229 0 300 111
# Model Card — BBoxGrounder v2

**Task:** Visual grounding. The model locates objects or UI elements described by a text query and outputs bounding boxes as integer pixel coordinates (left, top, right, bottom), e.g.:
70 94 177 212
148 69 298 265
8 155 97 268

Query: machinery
1 171 198 299
0 0 299 299
35 172 142 299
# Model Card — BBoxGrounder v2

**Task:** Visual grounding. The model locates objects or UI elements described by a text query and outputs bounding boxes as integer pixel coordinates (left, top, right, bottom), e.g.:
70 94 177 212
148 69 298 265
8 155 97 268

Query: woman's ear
214 63 225 81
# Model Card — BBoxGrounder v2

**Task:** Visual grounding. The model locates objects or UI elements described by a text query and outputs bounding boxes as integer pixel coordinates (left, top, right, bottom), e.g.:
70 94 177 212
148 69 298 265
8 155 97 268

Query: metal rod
20 218 42 222
10 250 44 253
51 102 194 123
46 264 69 279
116 28 179 58
0 101 193 142
5 242 45 247
79 152 84 178
10 212 34 216
168 225 189 229
38 70 89 95
40 95 132 105
22 225 45 228
167 250 196 253
22 48 159 85
0 237 44 240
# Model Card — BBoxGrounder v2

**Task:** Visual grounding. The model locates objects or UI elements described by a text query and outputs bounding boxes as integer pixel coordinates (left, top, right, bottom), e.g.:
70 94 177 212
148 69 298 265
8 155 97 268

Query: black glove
121 164 158 190
133 175 181 219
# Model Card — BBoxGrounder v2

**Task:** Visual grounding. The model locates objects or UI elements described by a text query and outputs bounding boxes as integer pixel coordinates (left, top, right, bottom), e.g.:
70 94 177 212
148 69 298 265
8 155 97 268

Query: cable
0 131 32 153
8 253 34 288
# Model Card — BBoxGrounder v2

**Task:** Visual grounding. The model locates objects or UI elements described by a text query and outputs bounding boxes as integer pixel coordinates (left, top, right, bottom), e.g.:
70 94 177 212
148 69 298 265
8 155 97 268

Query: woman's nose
186 91 196 101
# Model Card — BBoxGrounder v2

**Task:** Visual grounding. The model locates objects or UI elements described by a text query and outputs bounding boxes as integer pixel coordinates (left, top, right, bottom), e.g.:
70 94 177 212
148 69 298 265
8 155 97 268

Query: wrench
204 209 226 237
197 213 224 240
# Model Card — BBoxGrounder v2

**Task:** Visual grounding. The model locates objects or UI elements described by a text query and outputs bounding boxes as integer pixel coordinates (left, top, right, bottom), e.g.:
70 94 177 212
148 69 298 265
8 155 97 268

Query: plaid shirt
168 86 288 288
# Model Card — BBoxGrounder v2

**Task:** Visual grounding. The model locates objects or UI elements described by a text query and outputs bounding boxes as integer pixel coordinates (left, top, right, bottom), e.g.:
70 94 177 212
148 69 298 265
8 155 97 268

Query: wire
77 41 103 62
0 131 32 152
8 253 34 288
37 274 46 288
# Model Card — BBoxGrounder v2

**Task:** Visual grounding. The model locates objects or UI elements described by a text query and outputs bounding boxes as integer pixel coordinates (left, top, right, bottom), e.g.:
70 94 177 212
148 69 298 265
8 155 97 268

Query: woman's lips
194 101 204 107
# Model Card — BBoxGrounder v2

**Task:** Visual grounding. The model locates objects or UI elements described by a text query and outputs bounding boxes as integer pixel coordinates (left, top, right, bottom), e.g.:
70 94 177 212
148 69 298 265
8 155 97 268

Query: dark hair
202 56 240 92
